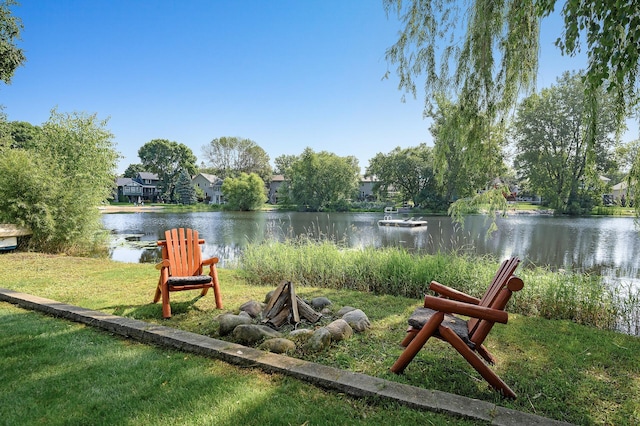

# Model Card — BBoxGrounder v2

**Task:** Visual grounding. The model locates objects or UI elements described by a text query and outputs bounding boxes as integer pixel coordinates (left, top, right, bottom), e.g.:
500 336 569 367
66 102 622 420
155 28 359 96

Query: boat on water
378 217 428 227
377 207 428 228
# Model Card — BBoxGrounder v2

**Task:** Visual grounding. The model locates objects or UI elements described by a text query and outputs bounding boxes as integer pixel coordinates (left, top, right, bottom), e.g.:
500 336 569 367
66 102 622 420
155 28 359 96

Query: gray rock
310 296 332 310
264 290 275 304
259 338 296 354
325 318 353 341
336 306 357 316
304 327 332 352
239 300 264 319
233 324 282 345
342 309 371 332
288 328 314 342
218 313 253 336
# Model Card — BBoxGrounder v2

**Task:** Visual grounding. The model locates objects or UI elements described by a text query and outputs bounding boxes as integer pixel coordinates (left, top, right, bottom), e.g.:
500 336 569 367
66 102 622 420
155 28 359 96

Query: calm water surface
102 211 640 287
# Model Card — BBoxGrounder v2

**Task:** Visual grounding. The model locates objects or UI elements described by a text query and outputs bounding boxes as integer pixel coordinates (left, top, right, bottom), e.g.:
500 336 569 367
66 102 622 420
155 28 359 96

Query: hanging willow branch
384 0 640 220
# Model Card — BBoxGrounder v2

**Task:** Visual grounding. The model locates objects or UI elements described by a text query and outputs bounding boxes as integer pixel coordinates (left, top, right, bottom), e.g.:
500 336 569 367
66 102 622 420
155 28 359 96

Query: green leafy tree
221 172 267 211
288 148 360 211
366 144 442 208
0 109 119 254
175 169 197 205
513 72 618 214
0 0 26 84
138 139 197 202
122 163 145 178
384 0 640 217
0 121 41 150
274 154 298 177
430 96 506 201
202 136 272 182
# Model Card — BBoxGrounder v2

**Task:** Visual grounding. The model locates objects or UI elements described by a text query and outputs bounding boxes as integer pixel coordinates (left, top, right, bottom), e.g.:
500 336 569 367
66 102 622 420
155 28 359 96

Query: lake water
102 211 640 288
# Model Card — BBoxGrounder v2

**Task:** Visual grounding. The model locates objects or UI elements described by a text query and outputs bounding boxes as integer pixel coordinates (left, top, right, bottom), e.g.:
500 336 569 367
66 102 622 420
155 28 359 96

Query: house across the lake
191 173 225 204
114 172 160 203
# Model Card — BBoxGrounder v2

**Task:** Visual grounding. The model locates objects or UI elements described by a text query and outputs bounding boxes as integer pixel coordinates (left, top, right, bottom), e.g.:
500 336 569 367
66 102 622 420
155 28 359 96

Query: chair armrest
155 259 170 270
424 295 508 324
429 281 481 305
202 257 219 266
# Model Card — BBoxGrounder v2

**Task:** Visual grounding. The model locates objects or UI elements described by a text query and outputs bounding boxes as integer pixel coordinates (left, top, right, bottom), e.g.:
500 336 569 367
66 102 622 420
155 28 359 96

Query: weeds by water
239 239 638 334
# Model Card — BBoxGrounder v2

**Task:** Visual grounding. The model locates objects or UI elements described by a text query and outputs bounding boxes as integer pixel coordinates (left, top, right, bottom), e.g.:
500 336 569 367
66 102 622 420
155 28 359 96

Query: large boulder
233 324 282 345
342 309 371 332
310 297 332 311
325 318 353 341
239 300 265 319
259 338 296 354
336 306 357 316
304 327 332 352
288 328 315 343
218 313 253 336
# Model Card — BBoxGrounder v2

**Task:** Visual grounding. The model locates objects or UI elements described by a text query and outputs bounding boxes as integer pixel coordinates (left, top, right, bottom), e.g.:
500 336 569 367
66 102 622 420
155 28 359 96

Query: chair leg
153 284 162 303
438 326 516 398
210 265 223 309
476 344 496 365
391 311 444 374
161 280 172 319
400 327 418 347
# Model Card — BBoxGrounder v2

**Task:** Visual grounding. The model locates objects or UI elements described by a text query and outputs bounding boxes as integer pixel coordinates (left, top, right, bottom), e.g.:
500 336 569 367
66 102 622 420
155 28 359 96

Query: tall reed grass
238 238 639 334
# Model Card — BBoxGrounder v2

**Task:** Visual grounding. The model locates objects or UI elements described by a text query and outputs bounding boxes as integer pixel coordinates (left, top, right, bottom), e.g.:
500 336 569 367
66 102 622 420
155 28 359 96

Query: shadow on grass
105 295 205 319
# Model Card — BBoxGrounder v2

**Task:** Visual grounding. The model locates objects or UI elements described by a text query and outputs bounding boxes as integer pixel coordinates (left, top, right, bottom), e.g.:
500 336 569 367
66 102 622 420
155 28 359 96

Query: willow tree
384 0 640 216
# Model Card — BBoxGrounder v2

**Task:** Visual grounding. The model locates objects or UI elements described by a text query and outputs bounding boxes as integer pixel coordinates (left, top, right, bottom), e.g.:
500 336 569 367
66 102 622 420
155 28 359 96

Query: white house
192 173 224 204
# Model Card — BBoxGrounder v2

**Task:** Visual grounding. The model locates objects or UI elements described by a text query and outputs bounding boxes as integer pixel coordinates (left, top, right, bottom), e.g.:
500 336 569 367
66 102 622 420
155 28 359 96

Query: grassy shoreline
1 252 638 424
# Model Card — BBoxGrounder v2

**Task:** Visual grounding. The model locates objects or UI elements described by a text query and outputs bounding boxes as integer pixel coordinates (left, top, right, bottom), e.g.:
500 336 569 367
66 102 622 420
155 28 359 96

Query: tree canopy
513 72 619 214
288 148 360 211
0 110 119 254
0 0 25 85
138 139 197 202
221 172 267 211
175 169 197 205
366 143 444 209
384 0 640 214
202 136 272 182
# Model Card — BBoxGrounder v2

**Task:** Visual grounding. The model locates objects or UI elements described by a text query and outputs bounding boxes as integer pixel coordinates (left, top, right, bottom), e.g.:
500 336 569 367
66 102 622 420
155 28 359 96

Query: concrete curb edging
0 288 571 426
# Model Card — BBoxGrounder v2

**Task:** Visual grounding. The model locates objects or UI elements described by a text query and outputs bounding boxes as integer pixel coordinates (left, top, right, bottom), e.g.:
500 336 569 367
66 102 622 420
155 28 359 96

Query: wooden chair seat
408 307 475 349
167 275 213 286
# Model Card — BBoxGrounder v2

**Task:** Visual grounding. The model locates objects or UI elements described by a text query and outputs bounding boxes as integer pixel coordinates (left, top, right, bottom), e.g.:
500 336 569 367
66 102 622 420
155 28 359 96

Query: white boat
377 207 427 227
378 217 428 227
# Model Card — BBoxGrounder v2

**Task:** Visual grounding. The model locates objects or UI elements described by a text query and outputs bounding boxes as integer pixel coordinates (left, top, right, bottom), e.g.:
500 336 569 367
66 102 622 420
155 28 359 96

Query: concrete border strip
0 288 571 426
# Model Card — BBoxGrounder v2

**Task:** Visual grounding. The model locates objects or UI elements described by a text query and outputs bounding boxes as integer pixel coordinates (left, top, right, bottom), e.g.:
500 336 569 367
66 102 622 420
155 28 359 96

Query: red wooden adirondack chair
153 228 223 318
390 257 524 398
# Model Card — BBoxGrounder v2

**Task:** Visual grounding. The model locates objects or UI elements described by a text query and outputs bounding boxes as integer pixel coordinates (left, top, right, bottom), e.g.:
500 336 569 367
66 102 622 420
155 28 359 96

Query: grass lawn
1 253 639 425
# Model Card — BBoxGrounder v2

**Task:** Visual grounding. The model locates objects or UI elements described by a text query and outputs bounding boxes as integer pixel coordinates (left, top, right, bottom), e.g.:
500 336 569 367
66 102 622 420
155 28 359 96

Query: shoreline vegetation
100 201 637 217
1 250 639 424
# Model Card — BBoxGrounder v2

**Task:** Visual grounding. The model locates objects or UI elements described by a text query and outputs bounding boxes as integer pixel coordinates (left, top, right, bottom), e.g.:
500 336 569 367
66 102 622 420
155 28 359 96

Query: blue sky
2 1 635 174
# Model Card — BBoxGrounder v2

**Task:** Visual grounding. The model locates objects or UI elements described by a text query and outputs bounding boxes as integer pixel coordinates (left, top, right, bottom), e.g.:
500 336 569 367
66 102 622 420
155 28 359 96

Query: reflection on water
102 211 640 283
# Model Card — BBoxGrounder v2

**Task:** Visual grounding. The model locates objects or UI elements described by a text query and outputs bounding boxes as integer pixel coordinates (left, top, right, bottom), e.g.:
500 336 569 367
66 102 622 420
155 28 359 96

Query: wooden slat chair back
153 228 223 318
390 256 523 398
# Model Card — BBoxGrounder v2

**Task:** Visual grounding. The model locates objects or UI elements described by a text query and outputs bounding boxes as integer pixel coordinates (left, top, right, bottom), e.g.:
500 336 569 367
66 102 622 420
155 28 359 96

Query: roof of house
116 177 142 187
137 172 159 180
612 181 628 190
193 173 222 184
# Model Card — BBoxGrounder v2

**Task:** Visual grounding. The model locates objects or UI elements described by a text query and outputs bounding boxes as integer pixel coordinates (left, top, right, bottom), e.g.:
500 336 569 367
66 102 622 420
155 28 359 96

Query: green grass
1 303 471 426
1 252 639 424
